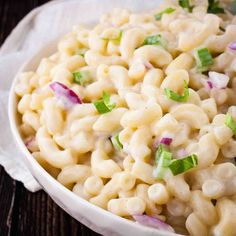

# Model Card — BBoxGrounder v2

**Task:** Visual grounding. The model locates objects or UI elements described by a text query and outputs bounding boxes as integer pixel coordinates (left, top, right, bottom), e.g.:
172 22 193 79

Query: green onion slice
154 145 198 178
155 144 168 162
154 144 172 180
111 133 123 151
93 91 116 114
179 0 194 12
196 48 213 72
101 30 123 45
169 154 198 175
207 0 225 14
73 71 93 86
225 113 236 135
143 34 168 49
155 8 176 20
164 81 189 102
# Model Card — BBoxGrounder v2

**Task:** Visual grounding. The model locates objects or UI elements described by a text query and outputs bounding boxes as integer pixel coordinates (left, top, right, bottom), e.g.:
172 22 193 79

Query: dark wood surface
0 1 99 235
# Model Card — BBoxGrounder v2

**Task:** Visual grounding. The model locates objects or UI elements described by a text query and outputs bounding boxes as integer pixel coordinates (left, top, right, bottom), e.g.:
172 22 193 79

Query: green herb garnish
169 154 198 175
196 48 213 72
93 91 116 114
143 34 168 49
225 113 236 135
179 0 194 12
164 81 189 102
111 133 123 151
207 0 225 14
155 8 176 20
154 144 172 180
73 71 92 86
153 145 198 178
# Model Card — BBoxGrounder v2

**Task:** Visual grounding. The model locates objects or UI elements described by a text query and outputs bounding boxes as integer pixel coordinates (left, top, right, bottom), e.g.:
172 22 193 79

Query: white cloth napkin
0 0 162 192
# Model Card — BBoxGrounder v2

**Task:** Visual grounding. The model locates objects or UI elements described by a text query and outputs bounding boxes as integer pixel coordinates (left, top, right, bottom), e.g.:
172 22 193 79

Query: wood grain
0 1 100 235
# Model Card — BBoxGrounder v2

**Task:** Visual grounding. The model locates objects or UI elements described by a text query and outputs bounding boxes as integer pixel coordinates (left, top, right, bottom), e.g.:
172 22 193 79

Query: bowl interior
8 40 181 236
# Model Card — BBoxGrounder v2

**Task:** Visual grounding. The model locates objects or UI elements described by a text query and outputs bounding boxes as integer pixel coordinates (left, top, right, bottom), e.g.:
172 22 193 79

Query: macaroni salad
15 0 236 235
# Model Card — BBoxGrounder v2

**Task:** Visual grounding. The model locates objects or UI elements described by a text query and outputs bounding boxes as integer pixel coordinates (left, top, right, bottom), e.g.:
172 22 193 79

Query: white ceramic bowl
8 41 181 236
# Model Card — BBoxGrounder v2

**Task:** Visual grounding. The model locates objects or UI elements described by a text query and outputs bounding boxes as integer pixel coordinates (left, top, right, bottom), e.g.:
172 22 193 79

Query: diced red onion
153 137 173 149
133 214 174 233
50 82 82 108
228 41 236 51
160 137 173 146
206 80 213 89
208 71 229 89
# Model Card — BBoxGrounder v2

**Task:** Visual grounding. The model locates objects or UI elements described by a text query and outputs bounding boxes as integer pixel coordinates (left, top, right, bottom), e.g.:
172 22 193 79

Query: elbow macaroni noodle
15 1 236 235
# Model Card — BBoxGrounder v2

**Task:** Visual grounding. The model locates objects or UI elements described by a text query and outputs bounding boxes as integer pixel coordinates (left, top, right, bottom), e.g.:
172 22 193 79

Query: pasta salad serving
15 0 236 235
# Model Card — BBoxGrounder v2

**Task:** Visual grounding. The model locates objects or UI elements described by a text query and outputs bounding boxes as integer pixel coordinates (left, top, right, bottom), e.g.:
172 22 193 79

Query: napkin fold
0 0 161 192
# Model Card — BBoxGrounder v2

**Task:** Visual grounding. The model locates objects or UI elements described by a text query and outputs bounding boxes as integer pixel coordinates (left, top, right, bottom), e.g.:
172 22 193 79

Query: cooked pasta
15 0 236 235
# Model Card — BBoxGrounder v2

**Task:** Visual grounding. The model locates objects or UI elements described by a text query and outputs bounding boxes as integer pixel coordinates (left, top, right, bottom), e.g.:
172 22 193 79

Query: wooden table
0 1 99 235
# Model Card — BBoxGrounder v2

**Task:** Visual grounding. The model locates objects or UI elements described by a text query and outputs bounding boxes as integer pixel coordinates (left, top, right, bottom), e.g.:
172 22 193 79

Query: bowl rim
8 40 181 236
